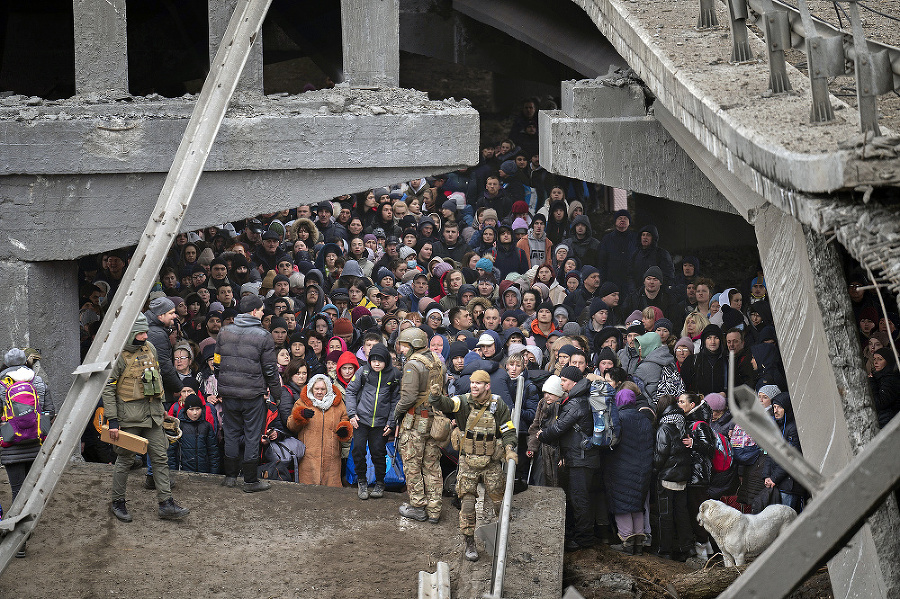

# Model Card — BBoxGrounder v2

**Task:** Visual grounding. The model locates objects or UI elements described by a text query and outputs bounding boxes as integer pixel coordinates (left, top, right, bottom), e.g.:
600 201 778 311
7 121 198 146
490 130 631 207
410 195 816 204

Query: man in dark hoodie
562 215 601 268
762 392 805 513
314 200 346 244
491 224 529 278
565 265 603 324
680 325 728 396
628 224 675 294
598 209 639 290
624 266 684 328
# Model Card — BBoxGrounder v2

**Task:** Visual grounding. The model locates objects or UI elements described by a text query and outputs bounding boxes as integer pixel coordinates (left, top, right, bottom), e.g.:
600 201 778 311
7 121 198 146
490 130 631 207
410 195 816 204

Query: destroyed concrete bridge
1 0 900 596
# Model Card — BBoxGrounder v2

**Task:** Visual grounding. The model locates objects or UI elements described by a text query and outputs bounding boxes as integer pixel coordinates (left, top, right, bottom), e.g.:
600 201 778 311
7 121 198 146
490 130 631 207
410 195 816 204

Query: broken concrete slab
0 89 479 175
540 79 734 214
568 0 899 197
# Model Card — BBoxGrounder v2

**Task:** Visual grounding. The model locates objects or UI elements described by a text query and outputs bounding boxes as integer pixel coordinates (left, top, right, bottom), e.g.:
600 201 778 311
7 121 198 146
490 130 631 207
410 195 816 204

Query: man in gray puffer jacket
215 294 282 492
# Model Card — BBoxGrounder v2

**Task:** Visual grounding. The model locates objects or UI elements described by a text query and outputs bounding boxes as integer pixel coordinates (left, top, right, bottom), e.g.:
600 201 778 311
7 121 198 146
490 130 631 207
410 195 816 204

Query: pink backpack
0 372 46 448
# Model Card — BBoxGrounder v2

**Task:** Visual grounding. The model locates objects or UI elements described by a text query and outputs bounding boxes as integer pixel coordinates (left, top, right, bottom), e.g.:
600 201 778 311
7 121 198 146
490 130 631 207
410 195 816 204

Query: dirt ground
0 461 564 599
563 543 834 599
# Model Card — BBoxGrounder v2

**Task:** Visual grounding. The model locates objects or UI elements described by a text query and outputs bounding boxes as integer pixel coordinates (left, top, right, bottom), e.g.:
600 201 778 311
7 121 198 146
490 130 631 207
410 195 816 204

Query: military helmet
397 327 428 349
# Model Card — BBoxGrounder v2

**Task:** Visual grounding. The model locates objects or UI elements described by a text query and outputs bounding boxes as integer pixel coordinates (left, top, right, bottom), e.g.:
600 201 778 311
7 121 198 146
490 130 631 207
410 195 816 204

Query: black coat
598 228 639 290
605 403 654 513
627 225 675 293
215 314 282 402
653 404 691 483
682 348 728 396
684 402 715 487
562 215 602 268
145 311 185 395
870 365 900 428
709 410 739 498
762 393 803 494
540 378 602 468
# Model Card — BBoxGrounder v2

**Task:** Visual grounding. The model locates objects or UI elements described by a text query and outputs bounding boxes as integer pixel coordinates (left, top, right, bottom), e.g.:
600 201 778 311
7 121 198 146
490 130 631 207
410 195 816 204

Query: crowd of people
13 103 900 562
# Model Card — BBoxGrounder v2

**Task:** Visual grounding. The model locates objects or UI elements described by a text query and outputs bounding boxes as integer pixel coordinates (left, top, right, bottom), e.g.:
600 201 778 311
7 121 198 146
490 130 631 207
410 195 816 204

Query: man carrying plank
103 314 190 522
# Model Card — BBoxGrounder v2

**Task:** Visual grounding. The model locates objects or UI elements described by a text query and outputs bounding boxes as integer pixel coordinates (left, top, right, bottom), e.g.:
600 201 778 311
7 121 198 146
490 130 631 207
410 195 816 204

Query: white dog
697 499 797 566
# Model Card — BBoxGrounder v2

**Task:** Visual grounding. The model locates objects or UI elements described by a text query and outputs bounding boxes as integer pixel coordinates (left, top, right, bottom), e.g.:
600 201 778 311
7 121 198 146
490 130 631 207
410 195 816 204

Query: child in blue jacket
344 343 400 499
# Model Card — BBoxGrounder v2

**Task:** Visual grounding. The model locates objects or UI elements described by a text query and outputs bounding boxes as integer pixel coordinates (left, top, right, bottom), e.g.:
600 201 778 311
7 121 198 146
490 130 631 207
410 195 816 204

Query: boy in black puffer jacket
345 343 400 500
653 395 693 561
169 394 220 474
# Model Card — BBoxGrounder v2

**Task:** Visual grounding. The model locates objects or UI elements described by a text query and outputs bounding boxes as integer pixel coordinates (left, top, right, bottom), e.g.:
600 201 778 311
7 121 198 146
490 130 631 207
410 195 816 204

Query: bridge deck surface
0 462 563 599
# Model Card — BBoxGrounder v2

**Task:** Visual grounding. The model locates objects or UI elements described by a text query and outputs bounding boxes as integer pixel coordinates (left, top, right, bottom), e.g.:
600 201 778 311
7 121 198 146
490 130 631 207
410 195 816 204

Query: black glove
301 408 315 419
336 426 350 439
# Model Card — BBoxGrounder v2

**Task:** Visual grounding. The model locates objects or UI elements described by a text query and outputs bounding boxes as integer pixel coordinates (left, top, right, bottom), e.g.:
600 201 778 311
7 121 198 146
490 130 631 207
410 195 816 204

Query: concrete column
209 0 264 93
0 260 79 410
341 0 400 88
755 203 900 598
73 0 129 94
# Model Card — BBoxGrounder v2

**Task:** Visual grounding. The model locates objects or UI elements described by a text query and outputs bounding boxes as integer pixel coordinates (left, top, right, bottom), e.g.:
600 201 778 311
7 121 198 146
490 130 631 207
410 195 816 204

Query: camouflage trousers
398 428 443 518
457 454 505 536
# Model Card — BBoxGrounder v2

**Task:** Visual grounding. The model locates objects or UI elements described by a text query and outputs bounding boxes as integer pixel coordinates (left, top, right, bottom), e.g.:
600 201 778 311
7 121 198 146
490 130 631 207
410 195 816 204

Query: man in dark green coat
103 314 189 523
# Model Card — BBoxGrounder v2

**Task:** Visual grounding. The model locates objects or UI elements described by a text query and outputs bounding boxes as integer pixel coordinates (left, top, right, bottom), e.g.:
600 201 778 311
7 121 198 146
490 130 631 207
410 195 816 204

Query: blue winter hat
476 257 494 272
500 160 518 175
581 265 600 279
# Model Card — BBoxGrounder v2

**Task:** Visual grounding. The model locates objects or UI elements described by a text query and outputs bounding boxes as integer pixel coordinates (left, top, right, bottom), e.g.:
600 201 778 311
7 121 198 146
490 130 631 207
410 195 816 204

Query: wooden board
100 426 148 454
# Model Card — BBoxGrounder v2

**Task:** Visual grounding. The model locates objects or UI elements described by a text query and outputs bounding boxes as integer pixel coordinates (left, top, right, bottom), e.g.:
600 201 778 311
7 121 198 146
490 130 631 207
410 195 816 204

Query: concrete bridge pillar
209 0 265 93
0 260 80 410
340 0 400 87
755 203 900 598
73 0 129 94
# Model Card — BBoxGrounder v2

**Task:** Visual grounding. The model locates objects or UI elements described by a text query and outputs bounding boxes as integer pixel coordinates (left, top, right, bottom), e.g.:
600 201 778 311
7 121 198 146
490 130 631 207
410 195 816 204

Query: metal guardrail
722 0 900 132
0 0 273 572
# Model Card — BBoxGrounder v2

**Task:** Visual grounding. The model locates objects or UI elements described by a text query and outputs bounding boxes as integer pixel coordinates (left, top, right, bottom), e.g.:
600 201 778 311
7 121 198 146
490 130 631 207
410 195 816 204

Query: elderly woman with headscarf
287 373 353 487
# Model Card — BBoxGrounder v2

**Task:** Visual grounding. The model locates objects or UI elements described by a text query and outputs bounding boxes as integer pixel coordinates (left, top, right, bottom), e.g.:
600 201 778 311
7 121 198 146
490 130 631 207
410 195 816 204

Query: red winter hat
350 306 371 323
511 200 529 214
333 318 353 336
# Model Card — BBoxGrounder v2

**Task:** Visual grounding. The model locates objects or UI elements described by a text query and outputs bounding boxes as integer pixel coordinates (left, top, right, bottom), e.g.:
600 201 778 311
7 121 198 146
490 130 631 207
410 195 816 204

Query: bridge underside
0 462 565 599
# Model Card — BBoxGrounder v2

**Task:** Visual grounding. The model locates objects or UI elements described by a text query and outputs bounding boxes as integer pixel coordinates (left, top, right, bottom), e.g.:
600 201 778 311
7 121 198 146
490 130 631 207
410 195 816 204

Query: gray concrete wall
73 0 128 94
0 261 79 407
540 78 734 215
755 203 900 598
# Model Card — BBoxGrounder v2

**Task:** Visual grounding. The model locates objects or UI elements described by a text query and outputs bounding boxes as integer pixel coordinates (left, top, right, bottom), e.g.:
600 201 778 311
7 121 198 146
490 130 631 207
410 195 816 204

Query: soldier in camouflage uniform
429 369 518 561
394 327 445 523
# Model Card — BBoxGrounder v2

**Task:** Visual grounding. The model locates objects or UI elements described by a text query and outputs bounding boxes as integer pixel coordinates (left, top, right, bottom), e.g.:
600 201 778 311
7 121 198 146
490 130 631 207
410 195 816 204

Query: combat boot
158 498 190 520
369 481 385 498
357 481 369 500
110 499 132 523
143 474 156 490
241 460 271 493
464 535 479 561
399 503 427 521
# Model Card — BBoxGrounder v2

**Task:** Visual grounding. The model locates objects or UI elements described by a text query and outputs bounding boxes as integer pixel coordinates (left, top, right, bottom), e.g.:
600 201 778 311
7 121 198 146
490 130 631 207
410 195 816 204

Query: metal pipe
0 0 274 572
483 375 525 599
